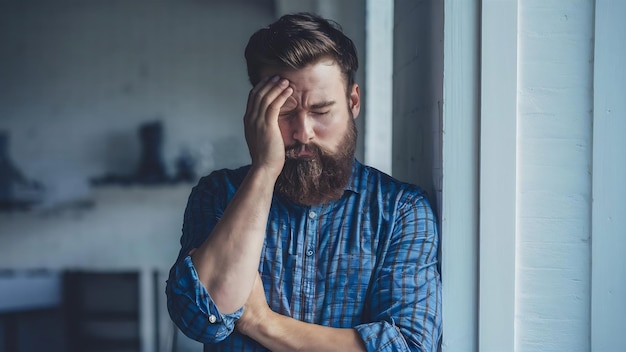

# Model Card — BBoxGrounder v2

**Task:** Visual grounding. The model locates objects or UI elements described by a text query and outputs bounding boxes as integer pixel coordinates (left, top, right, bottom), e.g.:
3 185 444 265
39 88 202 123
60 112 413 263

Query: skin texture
191 58 365 351
270 58 360 157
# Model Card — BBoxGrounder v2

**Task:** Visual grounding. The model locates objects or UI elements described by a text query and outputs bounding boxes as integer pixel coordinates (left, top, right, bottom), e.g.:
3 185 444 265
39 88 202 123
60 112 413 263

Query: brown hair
244 12 358 90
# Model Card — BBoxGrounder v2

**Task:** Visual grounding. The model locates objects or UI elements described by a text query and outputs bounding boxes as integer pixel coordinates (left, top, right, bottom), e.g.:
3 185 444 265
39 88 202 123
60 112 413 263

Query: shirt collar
345 158 364 194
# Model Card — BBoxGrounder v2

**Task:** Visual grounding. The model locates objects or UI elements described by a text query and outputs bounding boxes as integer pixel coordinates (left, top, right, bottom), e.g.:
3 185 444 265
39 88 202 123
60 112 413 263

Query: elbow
166 278 237 344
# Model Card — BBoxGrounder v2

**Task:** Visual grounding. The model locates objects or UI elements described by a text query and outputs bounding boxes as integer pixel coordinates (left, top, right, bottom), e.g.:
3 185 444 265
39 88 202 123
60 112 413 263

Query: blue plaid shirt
166 159 442 351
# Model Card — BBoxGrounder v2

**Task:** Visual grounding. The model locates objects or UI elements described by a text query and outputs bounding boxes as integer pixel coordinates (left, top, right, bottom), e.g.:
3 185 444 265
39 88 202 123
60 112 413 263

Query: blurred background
0 1 378 351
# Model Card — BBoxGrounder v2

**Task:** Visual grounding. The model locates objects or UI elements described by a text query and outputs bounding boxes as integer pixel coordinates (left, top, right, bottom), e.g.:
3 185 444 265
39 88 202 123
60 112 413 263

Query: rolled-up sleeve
166 256 243 343
165 171 244 344
355 190 442 352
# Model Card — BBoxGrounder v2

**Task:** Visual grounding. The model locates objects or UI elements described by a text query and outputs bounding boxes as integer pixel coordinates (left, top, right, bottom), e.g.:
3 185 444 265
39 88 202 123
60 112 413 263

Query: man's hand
236 273 271 337
244 75 294 179
236 273 366 352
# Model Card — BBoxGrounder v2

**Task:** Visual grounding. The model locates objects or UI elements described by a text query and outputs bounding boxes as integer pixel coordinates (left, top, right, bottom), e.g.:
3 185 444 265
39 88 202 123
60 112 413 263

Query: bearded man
166 12 442 352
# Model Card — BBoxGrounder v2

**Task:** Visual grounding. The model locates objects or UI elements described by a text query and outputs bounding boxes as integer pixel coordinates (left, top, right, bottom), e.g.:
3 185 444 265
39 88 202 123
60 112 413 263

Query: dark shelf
64 271 141 352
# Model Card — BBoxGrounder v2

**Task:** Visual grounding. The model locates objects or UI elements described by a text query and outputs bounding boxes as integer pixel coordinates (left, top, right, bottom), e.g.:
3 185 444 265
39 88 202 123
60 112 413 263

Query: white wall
439 0 626 351
364 0 393 175
516 1 594 350
441 0 480 350
591 1 626 350
479 2 519 349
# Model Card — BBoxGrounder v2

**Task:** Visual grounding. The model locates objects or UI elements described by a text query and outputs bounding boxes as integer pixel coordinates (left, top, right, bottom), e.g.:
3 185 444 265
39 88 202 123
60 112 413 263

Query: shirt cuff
355 320 430 352
167 255 243 343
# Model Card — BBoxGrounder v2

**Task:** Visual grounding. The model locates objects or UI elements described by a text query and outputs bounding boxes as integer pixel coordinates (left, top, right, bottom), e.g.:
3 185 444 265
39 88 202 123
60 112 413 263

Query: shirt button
306 249 314 256
308 211 317 219
208 314 217 323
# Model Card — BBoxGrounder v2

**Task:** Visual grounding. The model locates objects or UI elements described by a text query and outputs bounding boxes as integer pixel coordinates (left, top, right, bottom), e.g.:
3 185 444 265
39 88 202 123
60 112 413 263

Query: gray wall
392 0 444 215
0 0 275 184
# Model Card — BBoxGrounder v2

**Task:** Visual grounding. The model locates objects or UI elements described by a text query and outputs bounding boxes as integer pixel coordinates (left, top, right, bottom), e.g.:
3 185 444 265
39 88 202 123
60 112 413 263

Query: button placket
303 206 320 322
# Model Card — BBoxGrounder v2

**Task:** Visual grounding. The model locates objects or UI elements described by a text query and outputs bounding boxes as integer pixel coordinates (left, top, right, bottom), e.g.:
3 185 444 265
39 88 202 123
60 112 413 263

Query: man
166 12 442 351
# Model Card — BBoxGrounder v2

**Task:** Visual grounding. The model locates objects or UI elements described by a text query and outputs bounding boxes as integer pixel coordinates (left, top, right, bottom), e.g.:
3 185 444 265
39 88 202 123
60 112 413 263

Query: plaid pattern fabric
166 160 442 351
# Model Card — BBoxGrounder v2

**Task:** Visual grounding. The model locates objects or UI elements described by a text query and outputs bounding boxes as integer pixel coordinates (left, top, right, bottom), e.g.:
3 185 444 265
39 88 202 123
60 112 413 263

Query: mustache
284 142 326 159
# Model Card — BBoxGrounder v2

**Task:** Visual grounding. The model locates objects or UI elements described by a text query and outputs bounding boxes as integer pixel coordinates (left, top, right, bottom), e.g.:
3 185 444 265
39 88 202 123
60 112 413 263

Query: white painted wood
591 1 626 350
479 1 517 351
441 0 480 351
515 1 594 351
140 267 156 352
364 0 393 174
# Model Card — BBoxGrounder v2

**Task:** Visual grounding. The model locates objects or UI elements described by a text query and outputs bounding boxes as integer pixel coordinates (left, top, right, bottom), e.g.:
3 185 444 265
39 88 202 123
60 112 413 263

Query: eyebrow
280 100 336 113
309 101 336 110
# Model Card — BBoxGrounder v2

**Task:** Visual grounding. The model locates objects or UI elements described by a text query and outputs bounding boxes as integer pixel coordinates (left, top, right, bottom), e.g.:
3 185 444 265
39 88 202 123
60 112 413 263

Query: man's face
261 58 361 205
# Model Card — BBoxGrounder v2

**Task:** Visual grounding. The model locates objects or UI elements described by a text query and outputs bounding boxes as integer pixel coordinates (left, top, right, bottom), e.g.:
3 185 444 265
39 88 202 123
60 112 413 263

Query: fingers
243 75 293 174
245 75 275 116
245 76 293 125
267 84 294 122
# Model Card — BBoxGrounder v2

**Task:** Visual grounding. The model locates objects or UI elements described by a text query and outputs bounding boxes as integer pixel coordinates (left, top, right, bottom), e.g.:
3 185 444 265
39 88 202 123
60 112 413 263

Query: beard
275 119 357 206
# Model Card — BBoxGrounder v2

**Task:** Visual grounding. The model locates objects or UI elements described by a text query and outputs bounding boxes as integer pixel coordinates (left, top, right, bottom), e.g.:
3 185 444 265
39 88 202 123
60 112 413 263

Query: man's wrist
242 310 285 347
248 164 282 184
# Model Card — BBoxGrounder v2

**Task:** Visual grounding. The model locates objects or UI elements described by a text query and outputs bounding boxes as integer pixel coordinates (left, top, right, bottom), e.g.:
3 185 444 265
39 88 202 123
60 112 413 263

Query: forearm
191 166 276 313
245 312 366 352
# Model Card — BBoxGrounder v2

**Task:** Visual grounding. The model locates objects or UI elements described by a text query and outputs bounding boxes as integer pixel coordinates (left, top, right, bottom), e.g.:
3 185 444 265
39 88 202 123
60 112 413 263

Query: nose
290 113 314 144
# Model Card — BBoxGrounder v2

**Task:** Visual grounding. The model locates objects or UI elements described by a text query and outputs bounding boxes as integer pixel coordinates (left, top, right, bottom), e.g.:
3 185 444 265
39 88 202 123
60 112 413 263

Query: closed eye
279 110 296 119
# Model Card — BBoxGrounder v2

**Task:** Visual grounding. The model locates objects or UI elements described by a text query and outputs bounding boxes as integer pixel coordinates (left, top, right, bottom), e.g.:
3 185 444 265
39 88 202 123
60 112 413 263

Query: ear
348 84 361 119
